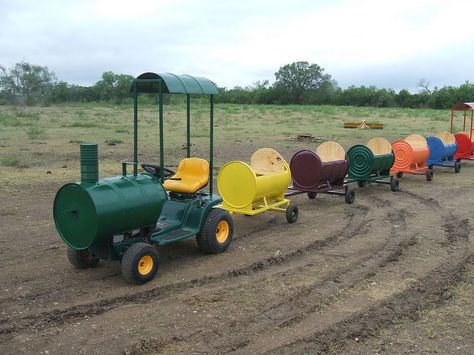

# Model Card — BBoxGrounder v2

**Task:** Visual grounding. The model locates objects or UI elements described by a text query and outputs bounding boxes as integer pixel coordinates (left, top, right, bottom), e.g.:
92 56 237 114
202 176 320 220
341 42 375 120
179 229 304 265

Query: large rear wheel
67 247 99 269
197 208 233 254
121 242 159 284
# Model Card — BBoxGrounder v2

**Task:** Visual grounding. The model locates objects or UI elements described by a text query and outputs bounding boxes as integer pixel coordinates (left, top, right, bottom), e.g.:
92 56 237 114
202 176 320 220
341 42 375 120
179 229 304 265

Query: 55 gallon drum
347 138 394 179
217 148 291 212
290 141 348 190
53 144 168 250
426 131 457 166
454 131 474 160
391 134 430 172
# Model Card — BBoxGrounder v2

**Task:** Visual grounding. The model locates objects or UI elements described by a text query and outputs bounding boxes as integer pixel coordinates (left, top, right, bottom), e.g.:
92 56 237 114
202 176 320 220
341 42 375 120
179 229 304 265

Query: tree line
1 61 472 109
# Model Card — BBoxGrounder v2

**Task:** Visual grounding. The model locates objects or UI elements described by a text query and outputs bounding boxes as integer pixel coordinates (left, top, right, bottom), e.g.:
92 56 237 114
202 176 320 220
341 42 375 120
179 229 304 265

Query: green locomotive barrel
347 144 394 179
53 174 167 250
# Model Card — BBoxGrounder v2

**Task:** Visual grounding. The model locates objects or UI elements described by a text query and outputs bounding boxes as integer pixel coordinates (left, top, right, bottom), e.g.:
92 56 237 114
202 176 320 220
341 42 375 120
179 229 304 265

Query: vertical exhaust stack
80 144 99 184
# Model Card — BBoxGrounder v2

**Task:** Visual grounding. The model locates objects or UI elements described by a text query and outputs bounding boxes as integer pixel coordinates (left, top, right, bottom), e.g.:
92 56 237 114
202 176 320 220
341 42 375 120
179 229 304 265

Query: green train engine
53 73 233 284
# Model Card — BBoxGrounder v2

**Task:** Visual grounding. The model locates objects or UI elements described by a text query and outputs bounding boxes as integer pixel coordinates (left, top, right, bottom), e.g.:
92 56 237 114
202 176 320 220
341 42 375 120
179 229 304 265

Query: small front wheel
345 188 355 204
391 176 400 192
396 172 403 178
286 204 298 223
307 192 317 199
67 247 99 269
426 168 434 182
197 208 233 254
121 242 159 284
454 160 461 173
357 180 365 188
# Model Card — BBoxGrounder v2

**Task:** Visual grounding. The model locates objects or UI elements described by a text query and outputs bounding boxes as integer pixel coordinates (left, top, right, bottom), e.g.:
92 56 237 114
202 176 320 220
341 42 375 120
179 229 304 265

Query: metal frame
286 181 351 198
345 173 399 191
450 103 474 140
450 102 474 161
131 78 216 196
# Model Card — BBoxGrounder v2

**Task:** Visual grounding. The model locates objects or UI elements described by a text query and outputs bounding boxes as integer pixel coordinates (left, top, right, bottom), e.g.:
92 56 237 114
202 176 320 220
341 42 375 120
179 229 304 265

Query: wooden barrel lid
435 131 456 144
250 148 286 175
367 137 392 155
315 141 346 162
405 134 427 148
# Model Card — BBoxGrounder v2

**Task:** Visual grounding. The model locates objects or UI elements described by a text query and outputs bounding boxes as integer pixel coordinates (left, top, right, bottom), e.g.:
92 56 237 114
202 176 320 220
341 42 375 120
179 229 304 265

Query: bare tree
417 78 431 94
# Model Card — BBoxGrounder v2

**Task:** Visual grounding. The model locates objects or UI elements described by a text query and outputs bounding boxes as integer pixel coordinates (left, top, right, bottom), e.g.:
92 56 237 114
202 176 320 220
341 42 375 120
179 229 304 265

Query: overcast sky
1 0 473 91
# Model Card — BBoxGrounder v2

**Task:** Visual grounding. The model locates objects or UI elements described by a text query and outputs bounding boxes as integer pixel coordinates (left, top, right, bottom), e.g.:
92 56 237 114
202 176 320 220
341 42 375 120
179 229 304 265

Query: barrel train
52 72 472 284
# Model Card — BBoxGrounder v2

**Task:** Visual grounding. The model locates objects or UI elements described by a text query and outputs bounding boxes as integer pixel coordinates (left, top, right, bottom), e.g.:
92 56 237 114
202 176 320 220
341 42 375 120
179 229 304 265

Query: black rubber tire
345 188 355 204
197 208 233 254
286 204 299 223
390 176 400 192
121 242 159 284
454 160 461 173
396 172 403 178
67 247 99 269
307 192 317 199
357 181 366 188
426 168 434 182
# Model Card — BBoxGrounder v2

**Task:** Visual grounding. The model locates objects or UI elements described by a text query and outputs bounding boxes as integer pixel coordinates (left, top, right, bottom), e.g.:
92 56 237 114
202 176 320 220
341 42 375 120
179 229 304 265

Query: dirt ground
0 144 473 354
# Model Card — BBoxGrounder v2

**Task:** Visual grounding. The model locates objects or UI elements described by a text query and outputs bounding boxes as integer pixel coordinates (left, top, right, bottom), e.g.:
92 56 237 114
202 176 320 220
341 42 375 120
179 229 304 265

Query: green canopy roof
131 72 219 95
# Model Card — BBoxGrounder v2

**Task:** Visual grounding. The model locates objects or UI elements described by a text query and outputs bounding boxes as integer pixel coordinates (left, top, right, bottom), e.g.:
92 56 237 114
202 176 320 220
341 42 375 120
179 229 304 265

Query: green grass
25 126 47 139
0 102 455 185
105 138 124 146
1 156 20 167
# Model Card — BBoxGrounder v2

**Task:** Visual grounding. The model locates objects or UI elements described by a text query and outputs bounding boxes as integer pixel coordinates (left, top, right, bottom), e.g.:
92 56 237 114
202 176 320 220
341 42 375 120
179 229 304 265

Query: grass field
0 102 458 187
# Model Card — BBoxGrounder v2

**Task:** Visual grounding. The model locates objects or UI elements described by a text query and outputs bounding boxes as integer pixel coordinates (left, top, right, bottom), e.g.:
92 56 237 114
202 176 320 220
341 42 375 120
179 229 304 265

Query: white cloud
0 0 473 90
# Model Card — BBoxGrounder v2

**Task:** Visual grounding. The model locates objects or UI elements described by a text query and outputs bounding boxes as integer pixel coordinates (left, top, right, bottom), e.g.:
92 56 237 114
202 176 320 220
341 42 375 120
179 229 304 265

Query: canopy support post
133 82 138 176
463 109 467 131
209 95 214 197
470 110 473 141
186 94 191 158
450 109 454 133
159 81 164 183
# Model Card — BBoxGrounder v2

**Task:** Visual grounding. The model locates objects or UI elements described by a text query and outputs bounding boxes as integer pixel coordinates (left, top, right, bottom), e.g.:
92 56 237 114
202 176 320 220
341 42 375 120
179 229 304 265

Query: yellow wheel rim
216 220 229 244
137 255 153 276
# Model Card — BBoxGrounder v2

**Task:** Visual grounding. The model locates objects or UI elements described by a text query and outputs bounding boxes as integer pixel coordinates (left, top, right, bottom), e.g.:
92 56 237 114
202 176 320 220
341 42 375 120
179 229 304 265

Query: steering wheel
141 163 175 179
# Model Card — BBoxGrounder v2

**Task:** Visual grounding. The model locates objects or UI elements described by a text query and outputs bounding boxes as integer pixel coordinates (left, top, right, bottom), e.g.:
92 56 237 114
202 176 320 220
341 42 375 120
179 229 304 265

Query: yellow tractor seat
163 158 209 194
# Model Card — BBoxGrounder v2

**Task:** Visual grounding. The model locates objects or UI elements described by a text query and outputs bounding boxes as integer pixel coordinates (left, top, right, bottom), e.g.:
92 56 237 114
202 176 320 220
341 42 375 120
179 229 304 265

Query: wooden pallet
344 120 383 129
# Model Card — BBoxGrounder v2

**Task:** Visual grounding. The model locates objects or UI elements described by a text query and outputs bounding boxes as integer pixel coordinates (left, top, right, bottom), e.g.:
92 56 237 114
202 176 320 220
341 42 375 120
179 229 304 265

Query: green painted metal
133 83 138 176
186 94 191 158
149 194 222 245
54 174 167 250
159 81 165 183
80 144 99 184
131 72 219 95
209 95 214 196
347 144 394 180
131 72 217 198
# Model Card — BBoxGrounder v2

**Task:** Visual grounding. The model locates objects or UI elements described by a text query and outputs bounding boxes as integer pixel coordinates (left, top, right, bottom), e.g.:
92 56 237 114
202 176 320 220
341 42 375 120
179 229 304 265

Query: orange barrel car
391 134 433 181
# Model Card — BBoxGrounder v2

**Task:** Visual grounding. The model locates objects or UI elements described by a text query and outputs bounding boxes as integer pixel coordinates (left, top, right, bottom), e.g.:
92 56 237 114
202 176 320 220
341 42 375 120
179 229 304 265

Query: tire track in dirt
0 203 369 339
2 188 470 355
0 214 281 312
124 189 471 354
128 192 412 354
242 190 472 354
